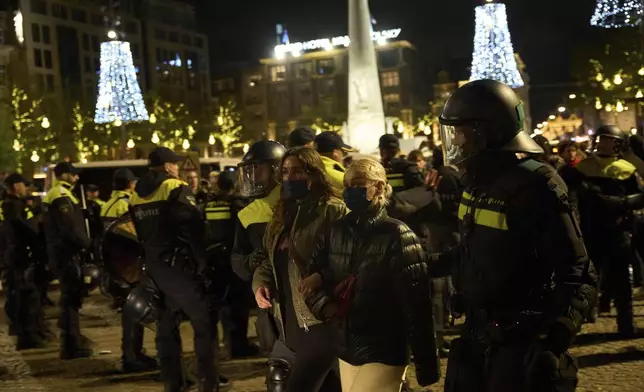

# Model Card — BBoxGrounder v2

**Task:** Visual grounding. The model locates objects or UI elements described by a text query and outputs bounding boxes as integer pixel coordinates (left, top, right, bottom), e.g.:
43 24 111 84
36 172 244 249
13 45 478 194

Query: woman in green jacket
253 147 348 392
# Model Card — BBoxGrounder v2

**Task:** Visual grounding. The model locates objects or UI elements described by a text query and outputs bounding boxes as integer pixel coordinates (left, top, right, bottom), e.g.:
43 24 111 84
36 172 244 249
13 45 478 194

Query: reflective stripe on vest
387 173 405 189
205 205 232 221
0 200 34 221
0 201 3 221
458 191 509 231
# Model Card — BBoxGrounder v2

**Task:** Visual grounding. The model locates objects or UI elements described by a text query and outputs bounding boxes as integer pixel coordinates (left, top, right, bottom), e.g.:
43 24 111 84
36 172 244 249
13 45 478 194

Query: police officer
43 162 93 359
230 140 285 356
2 173 47 349
101 169 137 222
128 147 218 392
428 80 597 391
569 125 643 336
287 127 315 148
86 184 105 208
379 134 425 193
204 171 244 360
100 168 158 372
314 131 354 192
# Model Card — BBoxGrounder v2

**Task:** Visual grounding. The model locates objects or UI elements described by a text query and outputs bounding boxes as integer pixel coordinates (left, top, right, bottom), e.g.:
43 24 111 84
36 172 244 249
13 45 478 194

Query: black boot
122 354 158 373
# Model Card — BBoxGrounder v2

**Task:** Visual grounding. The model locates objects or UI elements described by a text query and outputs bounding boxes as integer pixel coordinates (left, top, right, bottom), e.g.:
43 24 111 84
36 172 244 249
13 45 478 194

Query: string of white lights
590 0 643 28
469 3 524 89
94 41 149 124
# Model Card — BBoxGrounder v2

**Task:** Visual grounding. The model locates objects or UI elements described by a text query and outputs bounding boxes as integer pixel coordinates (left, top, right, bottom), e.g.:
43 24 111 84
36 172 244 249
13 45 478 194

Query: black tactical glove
523 342 559 391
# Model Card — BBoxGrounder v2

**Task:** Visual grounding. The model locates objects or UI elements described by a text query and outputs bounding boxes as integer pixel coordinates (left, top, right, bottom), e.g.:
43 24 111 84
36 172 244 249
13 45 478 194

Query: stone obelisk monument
347 0 385 154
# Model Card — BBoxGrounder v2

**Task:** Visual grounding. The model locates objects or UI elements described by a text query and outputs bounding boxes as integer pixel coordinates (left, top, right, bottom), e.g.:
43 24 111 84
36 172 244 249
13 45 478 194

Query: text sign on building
274 28 402 58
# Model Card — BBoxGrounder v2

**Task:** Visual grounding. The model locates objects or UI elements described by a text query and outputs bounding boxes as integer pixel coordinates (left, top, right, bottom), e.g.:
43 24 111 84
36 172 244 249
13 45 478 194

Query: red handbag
332 274 357 318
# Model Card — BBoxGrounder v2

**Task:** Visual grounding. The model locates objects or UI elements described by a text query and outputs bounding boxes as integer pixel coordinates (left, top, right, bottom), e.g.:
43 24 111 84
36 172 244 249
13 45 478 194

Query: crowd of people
2 78 643 392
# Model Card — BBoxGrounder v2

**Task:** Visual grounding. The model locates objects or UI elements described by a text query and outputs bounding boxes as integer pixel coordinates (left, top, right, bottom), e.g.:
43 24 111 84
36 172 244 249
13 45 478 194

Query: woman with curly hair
252 147 348 392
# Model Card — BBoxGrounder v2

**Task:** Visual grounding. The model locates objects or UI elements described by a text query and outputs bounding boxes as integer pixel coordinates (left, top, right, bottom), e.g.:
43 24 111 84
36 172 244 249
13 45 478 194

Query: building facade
211 31 428 144
5 0 209 113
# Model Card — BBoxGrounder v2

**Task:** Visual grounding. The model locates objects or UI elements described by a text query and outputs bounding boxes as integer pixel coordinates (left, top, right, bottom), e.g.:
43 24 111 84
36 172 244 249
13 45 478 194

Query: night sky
195 0 600 122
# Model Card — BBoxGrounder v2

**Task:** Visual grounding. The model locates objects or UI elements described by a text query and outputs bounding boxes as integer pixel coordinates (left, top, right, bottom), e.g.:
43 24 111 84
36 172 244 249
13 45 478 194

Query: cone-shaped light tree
590 0 643 28
469 1 524 88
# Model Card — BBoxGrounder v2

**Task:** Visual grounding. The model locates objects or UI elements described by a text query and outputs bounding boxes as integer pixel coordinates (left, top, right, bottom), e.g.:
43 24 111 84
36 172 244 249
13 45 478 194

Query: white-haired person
300 158 440 392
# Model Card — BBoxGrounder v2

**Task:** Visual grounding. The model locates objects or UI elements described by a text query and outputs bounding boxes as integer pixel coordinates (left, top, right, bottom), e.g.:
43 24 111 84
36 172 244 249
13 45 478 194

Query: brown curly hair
268 147 339 235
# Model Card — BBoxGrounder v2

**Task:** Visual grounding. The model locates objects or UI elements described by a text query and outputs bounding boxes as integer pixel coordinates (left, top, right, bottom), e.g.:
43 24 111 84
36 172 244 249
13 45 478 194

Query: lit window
383 93 400 102
381 71 400 87
270 65 286 82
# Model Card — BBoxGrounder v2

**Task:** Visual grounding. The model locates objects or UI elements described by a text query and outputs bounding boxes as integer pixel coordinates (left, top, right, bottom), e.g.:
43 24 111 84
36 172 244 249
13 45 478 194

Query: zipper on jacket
290 205 310 332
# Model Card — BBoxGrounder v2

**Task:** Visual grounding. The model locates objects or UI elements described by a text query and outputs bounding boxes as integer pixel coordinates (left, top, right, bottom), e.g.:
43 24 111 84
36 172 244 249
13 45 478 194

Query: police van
44 156 241 200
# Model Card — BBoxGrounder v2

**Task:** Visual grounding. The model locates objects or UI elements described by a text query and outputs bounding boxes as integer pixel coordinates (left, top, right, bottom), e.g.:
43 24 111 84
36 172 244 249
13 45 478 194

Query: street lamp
568 94 577 99
548 115 556 120
182 139 190 150
30 151 39 163
151 132 160 144
126 139 135 149
557 106 566 113
208 134 216 145
41 116 50 129
107 30 117 39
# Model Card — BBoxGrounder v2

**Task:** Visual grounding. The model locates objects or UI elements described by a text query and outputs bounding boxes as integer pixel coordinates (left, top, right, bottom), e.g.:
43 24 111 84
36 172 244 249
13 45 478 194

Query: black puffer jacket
306 207 440 387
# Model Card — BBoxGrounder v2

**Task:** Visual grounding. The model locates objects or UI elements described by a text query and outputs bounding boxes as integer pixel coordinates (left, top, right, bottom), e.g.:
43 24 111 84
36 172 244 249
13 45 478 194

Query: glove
523 343 559 391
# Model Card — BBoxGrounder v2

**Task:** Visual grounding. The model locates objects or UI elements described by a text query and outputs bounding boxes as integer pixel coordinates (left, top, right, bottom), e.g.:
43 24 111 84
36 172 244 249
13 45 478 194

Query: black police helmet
596 125 626 142
239 140 286 167
440 79 543 154
123 280 160 327
81 263 101 292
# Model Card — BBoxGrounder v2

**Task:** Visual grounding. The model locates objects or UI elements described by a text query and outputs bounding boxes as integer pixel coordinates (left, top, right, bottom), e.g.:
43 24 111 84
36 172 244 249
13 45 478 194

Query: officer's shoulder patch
186 195 196 206
58 203 71 213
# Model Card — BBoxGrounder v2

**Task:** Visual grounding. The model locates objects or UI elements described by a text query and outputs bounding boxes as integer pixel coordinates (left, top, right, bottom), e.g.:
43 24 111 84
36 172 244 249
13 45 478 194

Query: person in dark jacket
302 157 440 392
429 80 597 392
1 173 47 350
253 147 348 392
567 125 643 336
379 134 426 193
43 162 93 359
128 147 219 392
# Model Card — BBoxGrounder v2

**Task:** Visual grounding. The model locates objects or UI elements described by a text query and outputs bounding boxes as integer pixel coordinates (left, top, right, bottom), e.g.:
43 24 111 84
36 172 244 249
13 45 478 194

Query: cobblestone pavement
0 292 643 391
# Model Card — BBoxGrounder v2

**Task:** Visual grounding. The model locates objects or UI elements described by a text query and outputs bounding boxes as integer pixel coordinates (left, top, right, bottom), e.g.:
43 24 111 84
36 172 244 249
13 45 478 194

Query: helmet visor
440 124 470 167
238 162 277 198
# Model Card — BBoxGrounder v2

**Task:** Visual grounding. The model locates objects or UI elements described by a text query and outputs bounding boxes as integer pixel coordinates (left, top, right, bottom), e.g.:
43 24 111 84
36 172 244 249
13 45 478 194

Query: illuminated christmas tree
94 40 148 124
469 1 524 88
590 0 643 28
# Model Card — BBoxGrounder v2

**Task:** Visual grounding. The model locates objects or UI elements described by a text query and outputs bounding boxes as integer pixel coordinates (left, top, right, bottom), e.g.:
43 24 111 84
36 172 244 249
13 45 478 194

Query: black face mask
282 180 310 201
343 187 371 212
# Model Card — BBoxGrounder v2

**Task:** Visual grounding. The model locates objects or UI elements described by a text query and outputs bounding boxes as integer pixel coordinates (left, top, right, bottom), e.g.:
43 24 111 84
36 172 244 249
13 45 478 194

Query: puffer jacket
306 207 440 386
252 195 348 332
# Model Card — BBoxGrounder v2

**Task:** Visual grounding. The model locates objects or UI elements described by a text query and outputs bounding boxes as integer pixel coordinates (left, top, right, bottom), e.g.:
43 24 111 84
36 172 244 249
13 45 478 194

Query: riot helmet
123 276 160 327
439 79 543 168
238 140 286 198
81 263 101 292
594 125 627 157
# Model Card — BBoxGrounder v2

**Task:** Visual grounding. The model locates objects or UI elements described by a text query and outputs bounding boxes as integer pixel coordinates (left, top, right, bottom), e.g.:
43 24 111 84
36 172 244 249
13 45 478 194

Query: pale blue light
95 41 149 124
590 0 643 28
469 3 524 89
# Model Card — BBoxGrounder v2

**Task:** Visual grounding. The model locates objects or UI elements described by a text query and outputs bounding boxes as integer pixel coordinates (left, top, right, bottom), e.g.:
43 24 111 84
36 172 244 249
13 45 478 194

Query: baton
79 184 92 240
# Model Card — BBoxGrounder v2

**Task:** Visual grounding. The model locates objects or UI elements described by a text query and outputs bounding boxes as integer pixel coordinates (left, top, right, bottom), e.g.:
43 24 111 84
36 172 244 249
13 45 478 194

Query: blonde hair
346 158 393 207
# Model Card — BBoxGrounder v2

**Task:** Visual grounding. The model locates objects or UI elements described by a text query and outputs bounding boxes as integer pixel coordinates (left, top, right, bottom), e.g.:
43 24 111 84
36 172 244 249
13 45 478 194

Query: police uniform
431 80 597 391
379 134 425 193
232 140 286 357
1 174 47 349
320 155 345 192
314 131 354 192
42 163 92 359
101 190 132 221
569 127 644 335
128 148 218 392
